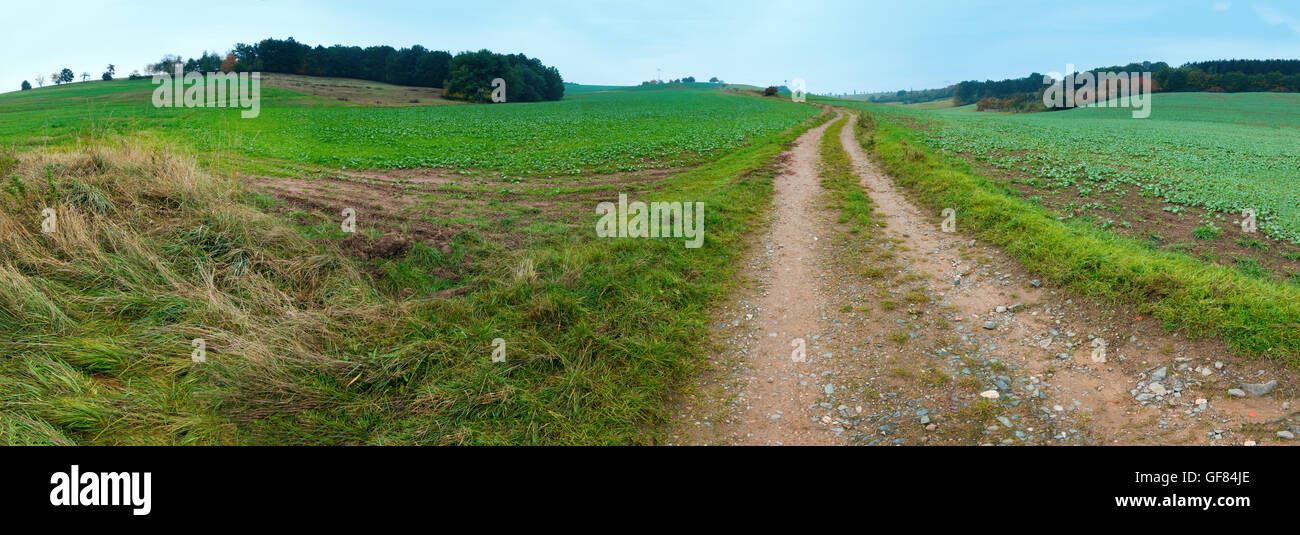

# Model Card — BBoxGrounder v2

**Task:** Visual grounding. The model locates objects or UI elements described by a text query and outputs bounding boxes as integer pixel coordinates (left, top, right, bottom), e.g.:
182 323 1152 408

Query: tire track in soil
668 114 845 445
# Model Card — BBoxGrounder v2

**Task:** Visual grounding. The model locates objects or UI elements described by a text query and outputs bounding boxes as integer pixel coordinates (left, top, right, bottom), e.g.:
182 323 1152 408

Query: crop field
0 79 818 175
185 89 817 174
0 78 825 446
845 93 1300 282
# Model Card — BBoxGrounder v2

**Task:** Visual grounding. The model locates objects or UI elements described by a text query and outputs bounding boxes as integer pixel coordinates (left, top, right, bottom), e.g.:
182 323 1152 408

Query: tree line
147 37 563 102
863 86 955 104
953 59 1300 111
21 65 116 91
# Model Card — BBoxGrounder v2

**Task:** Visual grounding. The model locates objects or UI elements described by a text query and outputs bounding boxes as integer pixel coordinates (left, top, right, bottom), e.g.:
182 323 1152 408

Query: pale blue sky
4 0 1299 95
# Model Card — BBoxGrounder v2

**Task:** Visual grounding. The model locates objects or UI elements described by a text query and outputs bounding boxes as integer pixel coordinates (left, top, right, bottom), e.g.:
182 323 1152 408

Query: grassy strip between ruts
817 115 879 237
0 106 832 445
849 109 1300 365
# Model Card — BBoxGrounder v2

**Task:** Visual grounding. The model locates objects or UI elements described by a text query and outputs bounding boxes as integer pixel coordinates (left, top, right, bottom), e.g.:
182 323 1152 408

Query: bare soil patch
261 72 459 107
957 152 1300 283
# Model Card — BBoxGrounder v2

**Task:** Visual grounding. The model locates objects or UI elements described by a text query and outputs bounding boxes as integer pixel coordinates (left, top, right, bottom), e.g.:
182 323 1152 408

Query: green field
0 79 823 445
1 79 815 175
841 97 1300 362
851 93 1300 244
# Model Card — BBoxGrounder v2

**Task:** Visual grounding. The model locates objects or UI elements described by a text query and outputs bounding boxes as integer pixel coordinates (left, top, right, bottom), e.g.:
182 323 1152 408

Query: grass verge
818 115 878 238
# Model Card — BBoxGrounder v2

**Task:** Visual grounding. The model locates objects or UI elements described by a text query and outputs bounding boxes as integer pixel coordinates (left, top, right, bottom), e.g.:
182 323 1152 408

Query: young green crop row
0 80 819 177
186 89 818 175
858 93 1300 244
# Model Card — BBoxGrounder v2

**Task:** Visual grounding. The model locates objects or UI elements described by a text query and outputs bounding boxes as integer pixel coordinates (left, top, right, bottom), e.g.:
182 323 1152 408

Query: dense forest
151 37 564 102
951 59 1300 111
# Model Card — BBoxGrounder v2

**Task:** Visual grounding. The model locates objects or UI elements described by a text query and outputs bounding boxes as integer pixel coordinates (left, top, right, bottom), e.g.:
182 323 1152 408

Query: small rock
1227 388 1248 398
1241 380 1277 396
995 306 1007 313
982 321 996 330
1277 431 1296 440
1150 367 1168 382
979 390 1000 399
1030 279 1042 288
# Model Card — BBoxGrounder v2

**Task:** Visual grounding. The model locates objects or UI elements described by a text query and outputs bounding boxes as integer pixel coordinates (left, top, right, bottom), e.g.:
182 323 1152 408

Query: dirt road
669 112 1296 446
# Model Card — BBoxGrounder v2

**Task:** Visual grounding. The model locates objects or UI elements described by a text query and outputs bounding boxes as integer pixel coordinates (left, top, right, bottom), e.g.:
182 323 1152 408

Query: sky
4 0 1300 95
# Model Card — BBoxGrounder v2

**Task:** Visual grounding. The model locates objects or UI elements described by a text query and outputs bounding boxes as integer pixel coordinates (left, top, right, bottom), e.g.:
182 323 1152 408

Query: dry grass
0 140 388 444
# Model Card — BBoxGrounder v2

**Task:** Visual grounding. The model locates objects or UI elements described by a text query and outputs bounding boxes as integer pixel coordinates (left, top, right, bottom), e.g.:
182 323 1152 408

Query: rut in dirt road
667 114 848 445
721 114 843 445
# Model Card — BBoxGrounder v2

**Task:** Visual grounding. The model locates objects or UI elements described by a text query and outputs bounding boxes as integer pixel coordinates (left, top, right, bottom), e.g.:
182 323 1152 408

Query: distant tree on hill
21 80 32 91
231 43 261 71
196 52 222 73
60 68 76 84
708 76 719 83
102 64 115 81
442 49 563 102
764 86 778 96
220 53 236 73
414 50 453 87
443 49 507 101
35 74 44 87
146 55 182 74
51 72 61 85
683 76 696 83
81 72 89 82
